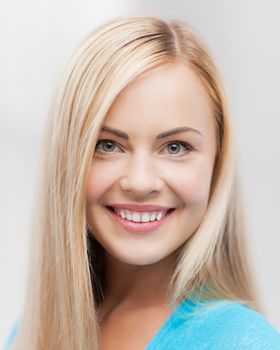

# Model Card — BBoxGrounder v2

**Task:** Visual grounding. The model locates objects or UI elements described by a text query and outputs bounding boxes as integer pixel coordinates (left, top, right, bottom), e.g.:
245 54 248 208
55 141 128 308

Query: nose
119 153 164 197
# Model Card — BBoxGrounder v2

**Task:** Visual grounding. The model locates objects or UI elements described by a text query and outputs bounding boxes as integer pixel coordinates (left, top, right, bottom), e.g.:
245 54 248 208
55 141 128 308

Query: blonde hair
13 15 262 349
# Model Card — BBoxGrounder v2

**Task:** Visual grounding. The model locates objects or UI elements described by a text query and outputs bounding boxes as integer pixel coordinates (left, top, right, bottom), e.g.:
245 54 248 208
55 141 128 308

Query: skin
86 61 217 348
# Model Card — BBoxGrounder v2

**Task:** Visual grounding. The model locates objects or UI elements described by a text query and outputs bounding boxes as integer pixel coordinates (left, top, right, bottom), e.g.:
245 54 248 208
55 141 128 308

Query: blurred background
1 0 279 346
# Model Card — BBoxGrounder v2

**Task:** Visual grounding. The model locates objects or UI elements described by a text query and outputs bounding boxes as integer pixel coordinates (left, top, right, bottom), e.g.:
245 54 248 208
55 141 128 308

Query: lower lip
106 207 176 234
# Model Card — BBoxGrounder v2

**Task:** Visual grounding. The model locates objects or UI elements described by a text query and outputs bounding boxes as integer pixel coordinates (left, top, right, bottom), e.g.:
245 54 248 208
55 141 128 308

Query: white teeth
141 213 150 222
132 212 141 222
114 208 166 223
156 212 163 221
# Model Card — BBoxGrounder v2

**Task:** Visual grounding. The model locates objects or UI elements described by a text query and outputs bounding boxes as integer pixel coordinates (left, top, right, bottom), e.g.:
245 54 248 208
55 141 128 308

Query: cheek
86 162 116 202
86 160 120 202
165 161 213 206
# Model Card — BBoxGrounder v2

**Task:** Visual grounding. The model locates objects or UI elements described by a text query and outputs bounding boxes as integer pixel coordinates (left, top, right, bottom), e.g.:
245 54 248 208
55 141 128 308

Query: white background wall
1 0 279 347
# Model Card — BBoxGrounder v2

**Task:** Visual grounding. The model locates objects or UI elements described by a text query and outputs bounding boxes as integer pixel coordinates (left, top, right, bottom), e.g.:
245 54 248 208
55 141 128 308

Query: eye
95 139 122 154
162 141 194 157
94 139 194 157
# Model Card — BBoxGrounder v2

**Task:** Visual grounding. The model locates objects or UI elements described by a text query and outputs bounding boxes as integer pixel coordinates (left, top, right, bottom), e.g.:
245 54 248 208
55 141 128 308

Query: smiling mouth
105 206 176 233
106 205 176 215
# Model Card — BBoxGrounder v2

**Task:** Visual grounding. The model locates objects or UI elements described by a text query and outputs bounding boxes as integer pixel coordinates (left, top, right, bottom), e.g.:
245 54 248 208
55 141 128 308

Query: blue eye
94 139 193 157
95 139 121 154
164 141 193 156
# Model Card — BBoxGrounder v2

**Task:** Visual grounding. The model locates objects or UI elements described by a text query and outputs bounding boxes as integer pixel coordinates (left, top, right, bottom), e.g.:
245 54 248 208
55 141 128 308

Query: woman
6 14 280 349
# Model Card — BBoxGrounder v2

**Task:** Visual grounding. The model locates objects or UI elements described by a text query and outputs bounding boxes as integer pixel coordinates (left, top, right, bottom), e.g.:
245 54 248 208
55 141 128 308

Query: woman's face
86 62 216 266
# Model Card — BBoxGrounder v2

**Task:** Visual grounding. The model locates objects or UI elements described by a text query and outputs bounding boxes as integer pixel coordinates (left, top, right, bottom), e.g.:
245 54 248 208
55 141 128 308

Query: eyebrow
100 126 203 139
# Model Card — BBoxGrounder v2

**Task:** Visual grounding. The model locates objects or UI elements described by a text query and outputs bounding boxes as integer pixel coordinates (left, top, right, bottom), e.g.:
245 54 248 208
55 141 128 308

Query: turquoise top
146 299 280 349
4 299 280 349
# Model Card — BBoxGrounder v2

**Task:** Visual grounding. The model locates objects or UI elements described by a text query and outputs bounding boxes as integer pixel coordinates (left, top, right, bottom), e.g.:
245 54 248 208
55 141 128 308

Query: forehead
103 62 215 139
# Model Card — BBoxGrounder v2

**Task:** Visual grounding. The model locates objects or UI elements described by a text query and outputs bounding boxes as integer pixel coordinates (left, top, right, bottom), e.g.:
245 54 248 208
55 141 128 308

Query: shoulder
180 300 280 349
149 300 280 349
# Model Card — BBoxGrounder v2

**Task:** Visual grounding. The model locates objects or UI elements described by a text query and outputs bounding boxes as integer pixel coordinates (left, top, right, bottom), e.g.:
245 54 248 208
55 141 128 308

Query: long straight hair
13 15 262 350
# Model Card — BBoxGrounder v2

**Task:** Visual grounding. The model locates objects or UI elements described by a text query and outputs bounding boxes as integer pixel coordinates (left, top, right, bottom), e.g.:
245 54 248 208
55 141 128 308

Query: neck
98 248 180 316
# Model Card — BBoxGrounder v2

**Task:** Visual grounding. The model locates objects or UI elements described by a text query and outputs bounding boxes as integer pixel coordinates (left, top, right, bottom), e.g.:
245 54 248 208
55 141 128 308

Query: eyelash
94 139 194 157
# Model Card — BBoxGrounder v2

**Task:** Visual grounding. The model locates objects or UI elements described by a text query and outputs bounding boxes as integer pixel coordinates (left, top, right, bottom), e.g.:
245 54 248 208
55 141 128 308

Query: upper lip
107 203 174 212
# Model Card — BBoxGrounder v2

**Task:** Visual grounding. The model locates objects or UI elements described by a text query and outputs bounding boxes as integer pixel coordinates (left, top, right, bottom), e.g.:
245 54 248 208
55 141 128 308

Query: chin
108 248 171 266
